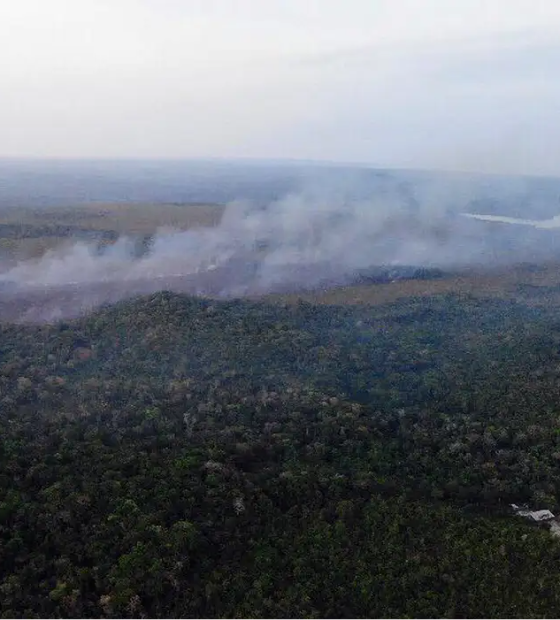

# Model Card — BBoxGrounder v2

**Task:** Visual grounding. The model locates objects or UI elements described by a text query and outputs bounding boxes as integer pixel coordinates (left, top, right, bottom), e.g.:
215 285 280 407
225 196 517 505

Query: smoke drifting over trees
2 166 560 321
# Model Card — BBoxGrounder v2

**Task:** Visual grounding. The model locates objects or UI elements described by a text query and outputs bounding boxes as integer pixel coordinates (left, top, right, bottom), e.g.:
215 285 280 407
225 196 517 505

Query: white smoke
7 198 454 282
0 175 558 321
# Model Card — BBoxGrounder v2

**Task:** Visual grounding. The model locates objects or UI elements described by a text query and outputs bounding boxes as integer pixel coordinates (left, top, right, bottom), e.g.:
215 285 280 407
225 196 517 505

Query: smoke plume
1 174 559 321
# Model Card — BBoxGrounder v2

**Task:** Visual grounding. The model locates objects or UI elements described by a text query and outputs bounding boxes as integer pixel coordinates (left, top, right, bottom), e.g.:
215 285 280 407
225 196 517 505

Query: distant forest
2 159 560 215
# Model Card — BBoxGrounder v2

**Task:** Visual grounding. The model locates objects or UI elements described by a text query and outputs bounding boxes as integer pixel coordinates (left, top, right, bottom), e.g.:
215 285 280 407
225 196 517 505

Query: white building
511 504 555 522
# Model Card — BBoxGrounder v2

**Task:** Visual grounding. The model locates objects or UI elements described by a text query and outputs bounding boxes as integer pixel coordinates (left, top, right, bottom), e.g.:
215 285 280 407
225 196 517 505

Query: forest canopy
2 290 560 617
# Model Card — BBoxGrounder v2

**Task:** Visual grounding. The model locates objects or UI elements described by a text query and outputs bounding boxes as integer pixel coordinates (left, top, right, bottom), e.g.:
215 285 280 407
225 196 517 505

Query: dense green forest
3 291 560 617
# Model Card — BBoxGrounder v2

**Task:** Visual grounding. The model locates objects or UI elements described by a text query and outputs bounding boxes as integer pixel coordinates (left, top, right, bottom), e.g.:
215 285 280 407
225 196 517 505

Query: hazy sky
2 0 560 175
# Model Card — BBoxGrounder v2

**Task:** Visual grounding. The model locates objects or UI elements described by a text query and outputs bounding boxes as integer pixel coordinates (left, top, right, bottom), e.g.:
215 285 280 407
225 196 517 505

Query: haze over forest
5 3 560 618
0 158 559 324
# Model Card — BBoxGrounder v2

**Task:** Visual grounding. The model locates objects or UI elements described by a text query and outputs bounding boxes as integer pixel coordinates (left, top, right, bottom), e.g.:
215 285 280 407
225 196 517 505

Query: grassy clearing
265 262 560 307
0 236 74 262
0 202 225 234
0 202 225 261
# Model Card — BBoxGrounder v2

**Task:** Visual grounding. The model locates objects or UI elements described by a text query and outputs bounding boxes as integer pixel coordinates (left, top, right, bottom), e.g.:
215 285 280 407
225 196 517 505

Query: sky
1 0 560 175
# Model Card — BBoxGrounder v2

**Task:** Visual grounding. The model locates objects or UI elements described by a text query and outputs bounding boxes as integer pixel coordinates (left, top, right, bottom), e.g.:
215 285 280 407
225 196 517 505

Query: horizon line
0 155 557 180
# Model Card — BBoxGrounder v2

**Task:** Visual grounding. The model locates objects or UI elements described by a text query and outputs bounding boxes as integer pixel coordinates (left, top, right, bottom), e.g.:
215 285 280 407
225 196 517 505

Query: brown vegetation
266 261 560 307
0 202 225 262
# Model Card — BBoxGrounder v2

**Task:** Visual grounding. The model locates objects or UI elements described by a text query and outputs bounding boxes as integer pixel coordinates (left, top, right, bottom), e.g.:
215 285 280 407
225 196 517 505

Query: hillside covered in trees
3 291 560 616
